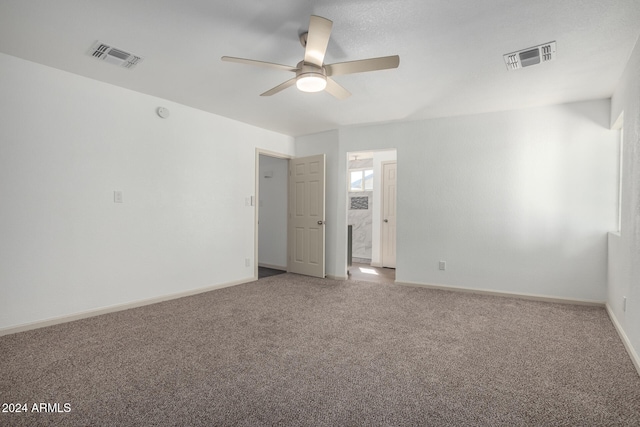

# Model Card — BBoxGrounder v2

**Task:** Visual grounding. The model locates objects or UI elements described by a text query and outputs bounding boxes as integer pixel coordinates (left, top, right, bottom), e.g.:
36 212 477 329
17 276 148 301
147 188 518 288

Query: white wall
298 100 618 301
608 35 640 368
0 53 294 330
258 155 288 269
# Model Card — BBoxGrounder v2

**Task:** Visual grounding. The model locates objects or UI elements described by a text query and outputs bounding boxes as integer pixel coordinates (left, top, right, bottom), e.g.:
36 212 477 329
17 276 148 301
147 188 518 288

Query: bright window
350 169 373 191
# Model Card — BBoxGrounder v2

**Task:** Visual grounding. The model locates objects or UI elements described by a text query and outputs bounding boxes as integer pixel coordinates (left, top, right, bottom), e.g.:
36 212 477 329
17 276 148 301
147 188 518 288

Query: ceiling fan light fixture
221 15 399 98
296 73 327 92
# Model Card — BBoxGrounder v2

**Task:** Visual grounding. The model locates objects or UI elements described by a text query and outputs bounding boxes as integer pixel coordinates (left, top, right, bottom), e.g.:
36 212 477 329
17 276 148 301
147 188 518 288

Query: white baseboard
370 262 382 267
257 263 287 271
605 304 640 377
0 277 255 337
396 280 605 306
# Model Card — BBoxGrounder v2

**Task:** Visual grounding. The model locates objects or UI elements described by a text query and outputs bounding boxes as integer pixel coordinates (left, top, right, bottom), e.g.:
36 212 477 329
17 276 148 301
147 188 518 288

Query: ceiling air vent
503 41 556 71
88 41 144 70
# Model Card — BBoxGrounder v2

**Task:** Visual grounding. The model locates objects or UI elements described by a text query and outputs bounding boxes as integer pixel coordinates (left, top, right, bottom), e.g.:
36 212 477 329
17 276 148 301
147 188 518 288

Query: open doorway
256 152 289 279
346 149 397 281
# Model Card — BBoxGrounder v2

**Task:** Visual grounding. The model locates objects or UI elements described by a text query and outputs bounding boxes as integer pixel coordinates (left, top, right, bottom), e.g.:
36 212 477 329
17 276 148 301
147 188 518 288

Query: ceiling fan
221 15 400 99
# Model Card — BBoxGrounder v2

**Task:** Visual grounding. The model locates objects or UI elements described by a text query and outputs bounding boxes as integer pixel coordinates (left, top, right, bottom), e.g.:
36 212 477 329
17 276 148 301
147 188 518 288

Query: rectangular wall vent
503 41 556 71
88 41 144 70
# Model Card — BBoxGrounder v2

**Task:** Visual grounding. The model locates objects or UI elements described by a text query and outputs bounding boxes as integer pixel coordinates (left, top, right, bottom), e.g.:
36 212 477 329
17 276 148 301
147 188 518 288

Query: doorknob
317 220 325 225
384 219 389 223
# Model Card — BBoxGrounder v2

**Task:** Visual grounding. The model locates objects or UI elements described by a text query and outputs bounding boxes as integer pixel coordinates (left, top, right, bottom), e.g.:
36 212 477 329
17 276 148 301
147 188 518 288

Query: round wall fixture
156 107 170 118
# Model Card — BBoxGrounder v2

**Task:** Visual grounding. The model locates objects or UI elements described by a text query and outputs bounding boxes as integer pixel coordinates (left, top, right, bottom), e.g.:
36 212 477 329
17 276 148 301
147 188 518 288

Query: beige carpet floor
1 273 639 426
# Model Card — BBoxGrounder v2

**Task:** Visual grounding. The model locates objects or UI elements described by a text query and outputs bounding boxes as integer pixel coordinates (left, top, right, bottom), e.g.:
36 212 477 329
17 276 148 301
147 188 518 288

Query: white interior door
381 161 397 268
288 154 326 278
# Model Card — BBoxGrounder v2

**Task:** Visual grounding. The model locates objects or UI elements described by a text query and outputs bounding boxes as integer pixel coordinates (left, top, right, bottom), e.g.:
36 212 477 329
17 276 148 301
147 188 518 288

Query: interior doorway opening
256 151 289 279
346 149 397 281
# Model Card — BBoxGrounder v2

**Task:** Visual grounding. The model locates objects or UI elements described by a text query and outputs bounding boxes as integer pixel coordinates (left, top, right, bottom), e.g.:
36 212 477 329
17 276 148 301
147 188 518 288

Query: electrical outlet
623 296 627 312
114 191 123 203
439 261 446 271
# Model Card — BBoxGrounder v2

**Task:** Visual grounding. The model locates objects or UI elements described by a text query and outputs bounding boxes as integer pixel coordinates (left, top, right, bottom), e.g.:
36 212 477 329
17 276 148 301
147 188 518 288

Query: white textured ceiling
1 0 639 136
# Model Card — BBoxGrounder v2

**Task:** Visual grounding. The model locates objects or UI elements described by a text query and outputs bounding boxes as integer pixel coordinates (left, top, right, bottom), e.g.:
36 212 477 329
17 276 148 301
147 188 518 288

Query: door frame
345 150 397 276
255 148 293 280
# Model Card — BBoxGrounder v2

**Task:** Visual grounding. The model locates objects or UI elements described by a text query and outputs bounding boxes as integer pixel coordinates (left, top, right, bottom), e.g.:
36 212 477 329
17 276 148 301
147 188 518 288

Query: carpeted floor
1 273 639 426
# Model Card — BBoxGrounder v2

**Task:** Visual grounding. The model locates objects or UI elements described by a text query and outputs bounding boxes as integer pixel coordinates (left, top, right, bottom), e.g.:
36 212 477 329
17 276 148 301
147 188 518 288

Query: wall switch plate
245 258 250 267
623 296 627 312
114 191 123 203
439 261 446 270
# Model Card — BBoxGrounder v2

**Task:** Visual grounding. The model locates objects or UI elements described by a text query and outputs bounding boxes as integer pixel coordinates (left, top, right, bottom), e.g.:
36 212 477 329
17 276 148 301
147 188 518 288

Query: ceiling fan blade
304 15 333 67
221 56 297 73
325 55 400 76
325 78 351 100
260 77 297 96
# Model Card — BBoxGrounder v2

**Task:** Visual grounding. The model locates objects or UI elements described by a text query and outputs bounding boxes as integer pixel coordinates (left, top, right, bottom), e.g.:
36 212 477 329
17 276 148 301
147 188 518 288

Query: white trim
612 111 624 130
258 262 287 271
618 125 624 233
0 278 254 337
606 303 640 377
396 280 605 306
